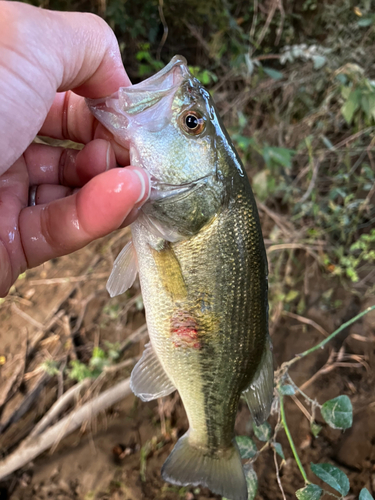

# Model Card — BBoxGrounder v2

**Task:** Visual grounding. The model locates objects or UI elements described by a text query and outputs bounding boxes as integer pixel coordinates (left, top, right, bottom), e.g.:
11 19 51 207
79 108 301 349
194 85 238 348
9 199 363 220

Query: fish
87 55 273 500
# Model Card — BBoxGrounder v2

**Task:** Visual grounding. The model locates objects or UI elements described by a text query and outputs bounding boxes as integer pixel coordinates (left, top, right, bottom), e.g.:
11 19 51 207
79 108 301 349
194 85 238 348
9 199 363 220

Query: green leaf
272 442 285 459
253 421 272 441
285 289 299 303
263 67 284 80
359 488 374 500
310 463 350 496
312 55 326 70
358 18 373 27
244 463 258 500
252 170 269 201
279 384 295 395
310 422 322 437
262 146 294 169
296 484 323 500
223 465 258 500
341 90 360 124
321 395 353 430
236 436 257 459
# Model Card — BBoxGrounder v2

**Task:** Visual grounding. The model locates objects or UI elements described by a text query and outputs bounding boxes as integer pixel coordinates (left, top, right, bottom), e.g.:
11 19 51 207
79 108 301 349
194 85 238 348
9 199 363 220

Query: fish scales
88 55 273 500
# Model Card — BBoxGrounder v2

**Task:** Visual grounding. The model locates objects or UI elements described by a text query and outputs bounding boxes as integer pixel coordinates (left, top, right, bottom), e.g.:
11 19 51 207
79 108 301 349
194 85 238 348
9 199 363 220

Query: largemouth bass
88 56 273 500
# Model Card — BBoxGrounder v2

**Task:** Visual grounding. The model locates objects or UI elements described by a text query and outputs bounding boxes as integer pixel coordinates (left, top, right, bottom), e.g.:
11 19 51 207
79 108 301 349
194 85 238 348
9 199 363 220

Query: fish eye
180 111 205 135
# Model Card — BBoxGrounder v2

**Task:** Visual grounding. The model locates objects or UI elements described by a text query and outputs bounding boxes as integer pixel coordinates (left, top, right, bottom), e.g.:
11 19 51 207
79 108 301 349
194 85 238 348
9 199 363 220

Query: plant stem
279 394 309 484
284 305 375 369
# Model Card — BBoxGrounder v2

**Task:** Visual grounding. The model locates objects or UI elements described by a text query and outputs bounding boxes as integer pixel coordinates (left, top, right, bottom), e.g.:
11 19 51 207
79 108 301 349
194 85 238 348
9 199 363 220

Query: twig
257 202 294 236
29 378 92 438
0 377 132 480
280 306 375 372
256 0 278 47
11 303 44 331
273 447 286 500
267 243 320 262
297 159 320 204
274 0 285 46
156 0 168 60
279 395 309 484
249 0 258 43
119 324 148 354
283 311 329 338
291 394 312 421
27 273 108 286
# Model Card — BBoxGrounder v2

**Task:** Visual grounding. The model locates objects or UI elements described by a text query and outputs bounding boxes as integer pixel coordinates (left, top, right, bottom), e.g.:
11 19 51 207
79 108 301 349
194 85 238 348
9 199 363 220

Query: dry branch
0 377 132 481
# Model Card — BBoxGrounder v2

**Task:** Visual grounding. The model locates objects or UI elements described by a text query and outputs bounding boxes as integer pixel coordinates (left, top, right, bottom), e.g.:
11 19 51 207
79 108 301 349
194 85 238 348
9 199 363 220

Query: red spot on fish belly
170 311 201 349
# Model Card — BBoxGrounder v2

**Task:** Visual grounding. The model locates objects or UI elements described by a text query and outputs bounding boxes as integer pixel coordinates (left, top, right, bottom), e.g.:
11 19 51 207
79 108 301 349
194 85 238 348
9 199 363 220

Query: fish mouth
119 55 192 116
130 55 190 92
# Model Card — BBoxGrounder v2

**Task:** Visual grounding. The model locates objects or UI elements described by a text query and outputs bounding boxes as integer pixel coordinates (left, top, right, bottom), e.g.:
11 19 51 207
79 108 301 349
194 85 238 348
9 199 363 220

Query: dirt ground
0 215 374 500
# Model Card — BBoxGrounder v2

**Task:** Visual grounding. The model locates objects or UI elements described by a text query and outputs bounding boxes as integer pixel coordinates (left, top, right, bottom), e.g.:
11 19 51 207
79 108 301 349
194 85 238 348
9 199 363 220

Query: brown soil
0 222 374 500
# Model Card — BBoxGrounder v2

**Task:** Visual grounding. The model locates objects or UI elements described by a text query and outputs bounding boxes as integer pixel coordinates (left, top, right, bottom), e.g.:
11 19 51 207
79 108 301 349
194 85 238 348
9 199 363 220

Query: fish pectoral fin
106 240 138 298
243 337 274 426
162 432 248 500
130 342 176 401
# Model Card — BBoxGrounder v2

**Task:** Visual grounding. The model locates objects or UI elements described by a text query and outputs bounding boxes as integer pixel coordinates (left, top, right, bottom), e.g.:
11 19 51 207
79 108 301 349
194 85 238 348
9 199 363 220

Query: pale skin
0 1 150 297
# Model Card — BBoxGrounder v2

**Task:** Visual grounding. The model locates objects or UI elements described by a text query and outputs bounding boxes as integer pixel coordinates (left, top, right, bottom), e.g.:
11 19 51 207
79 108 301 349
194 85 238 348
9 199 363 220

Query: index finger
39 92 130 166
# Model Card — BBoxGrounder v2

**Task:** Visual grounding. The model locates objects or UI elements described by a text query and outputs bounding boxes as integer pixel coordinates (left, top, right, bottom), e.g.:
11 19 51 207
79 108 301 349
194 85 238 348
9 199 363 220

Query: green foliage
236 436 257 459
136 43 164 77
189 66 218 85
41 360 60 376
272 442 285 460
244 464 258 500
296 484 323 500
279 384 295 396
310 422 322 438
325 229 375 282
252 421 272 442
321 395 353 430
360 488 375 500
338 65 375 126
310 463 350 496
67 343 121 382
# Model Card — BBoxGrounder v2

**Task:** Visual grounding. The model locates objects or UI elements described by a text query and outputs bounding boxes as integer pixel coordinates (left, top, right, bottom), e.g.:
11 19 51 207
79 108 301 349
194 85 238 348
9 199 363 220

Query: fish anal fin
107 240 138 298
243 338 274 426
130 342 176 401
161 432 247 500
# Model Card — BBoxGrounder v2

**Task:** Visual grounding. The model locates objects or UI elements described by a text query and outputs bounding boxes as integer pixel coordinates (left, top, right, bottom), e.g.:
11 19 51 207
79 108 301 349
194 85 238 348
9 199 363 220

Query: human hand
0 2 149 297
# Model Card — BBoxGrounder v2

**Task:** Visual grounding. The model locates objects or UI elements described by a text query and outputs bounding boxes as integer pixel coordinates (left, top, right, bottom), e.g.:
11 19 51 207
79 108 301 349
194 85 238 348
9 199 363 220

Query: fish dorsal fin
131 342 176 401
107 240 138 298
243 338 274 426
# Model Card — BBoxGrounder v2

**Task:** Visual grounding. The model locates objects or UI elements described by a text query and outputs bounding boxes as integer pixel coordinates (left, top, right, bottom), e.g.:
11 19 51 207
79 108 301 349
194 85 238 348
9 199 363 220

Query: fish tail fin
161 432 247 500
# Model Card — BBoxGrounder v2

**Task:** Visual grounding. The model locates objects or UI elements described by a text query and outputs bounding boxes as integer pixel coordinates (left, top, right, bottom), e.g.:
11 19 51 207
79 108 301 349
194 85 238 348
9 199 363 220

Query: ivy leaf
244 463 258 500
279 384 295 396
321 395 353 430
310 463 350 496
272 442 285 459
252 421 272 442
236 436 257 459
296 484 323 500
223 465 258 500
359 488 374 500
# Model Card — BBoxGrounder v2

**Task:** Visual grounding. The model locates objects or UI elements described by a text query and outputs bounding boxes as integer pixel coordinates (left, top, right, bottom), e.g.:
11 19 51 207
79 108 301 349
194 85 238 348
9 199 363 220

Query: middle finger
25 139 117 187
